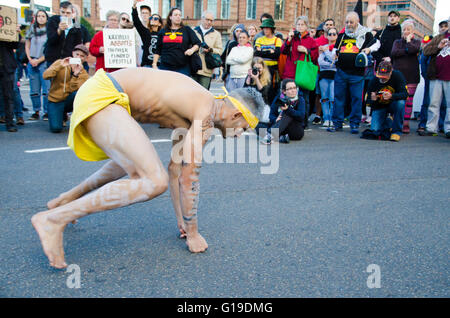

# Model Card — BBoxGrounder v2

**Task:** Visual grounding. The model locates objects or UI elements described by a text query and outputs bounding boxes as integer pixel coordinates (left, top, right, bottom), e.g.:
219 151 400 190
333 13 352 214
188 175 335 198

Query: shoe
260 134 273 145
0 116 5 124
312 116 322 125
350 127 359 134
29 112 40 120
402 121 410 134
322 120 331 127
7 126 18 132
445 132 450 139
327 126 342 132
22 107 29 112
42 113 48 121
418 130 438 136
279 134 290 143
417 127 425 133
16 117 25 125
390 133 401 142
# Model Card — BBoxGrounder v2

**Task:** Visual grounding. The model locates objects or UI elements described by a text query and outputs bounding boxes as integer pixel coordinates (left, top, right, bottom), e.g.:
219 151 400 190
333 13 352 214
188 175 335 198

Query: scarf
345 24 370 49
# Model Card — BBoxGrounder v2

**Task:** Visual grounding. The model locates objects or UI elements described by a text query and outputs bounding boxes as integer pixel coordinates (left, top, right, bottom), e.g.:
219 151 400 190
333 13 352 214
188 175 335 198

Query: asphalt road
0 80 448 297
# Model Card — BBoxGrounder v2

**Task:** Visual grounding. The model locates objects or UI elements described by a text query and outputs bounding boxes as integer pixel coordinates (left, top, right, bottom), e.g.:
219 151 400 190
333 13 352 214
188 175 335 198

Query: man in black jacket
372 10 402 66
45 1 90 67
0 36 20 132
367 61 408 141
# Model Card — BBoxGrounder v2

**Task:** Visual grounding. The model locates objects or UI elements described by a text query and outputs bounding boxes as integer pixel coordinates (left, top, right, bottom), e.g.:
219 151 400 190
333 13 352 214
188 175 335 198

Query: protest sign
103 28 136 68
0 6 18 42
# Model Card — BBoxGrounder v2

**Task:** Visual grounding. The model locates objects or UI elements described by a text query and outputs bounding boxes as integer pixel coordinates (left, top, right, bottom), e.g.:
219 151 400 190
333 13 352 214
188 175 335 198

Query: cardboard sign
103 28 136 68
0 6 18 42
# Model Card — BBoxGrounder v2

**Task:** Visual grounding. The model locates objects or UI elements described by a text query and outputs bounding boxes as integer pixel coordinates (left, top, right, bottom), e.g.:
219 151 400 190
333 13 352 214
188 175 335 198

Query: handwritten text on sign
103 29 136 68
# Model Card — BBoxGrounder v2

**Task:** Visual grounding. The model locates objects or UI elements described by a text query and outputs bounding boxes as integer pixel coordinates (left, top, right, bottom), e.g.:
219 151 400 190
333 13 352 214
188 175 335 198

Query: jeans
371 100 406 135
419 78 430 129
271 113 304 140
0 71 16 129
427 80 450 133
319 78 334 122
158 63 191 77
27 62 50 114
48 91 77 133
332 69 364 129
225 77 246 92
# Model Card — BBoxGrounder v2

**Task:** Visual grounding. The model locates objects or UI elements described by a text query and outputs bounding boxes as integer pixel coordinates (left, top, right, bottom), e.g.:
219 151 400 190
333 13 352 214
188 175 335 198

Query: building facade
345 0 436 36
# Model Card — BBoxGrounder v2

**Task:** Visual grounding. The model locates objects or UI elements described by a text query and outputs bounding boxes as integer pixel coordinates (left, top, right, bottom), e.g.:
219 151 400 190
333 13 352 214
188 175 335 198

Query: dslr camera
252 67 259 76
293 30 300 38
200 42 210 49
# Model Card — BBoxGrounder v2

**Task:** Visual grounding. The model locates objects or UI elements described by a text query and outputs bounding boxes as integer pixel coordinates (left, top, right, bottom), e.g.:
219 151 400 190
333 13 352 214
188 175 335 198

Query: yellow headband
214 87 260 129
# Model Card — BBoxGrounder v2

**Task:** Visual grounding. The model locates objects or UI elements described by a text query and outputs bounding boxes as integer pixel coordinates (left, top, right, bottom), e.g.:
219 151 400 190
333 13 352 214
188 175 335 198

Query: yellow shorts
67 69 131 161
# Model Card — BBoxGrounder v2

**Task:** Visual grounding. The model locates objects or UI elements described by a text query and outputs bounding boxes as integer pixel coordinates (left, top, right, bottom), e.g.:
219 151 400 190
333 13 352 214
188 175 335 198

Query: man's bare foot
47 193 74 209
186 234 208 253
31 212 68 269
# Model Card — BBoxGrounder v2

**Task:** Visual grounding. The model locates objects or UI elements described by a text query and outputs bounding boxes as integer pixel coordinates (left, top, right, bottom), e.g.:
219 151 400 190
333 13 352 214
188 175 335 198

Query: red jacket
281 33 318 80
89 30 120 73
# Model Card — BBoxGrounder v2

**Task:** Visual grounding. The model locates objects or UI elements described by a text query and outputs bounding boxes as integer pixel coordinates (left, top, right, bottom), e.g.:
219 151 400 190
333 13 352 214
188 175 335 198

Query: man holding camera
43 45 89 133
366 61 408 141
193 11 222 90
45 1 90 68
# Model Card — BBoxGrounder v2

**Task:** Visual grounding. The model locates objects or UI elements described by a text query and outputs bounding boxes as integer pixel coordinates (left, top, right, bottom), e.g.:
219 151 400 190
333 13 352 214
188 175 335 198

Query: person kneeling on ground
365 61 408 141
262 78 305 144
43 44 89 133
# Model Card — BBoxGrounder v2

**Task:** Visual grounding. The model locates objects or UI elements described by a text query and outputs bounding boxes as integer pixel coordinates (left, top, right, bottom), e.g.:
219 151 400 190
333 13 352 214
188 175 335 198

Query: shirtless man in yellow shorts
31 68 265 269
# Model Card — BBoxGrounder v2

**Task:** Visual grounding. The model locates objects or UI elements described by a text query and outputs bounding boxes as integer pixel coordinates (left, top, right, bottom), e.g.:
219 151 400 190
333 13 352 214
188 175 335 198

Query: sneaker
445 132 450 139
260 134 273 145
22 107 29 112
327 126 342 132
16 117 25 125
390 133 401 142
418 130 438 136
279 134 290 143
29 112 40 121
350 127 359 134
7 126 18 132
417 127 425 133
322 120 331 127
342 122 350 128
312 116 322 125
42 113 48 121
0 116 5 124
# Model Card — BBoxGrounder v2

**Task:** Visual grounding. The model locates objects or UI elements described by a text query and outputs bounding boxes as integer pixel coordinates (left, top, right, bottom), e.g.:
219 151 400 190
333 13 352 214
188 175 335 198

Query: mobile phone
69 58 81 65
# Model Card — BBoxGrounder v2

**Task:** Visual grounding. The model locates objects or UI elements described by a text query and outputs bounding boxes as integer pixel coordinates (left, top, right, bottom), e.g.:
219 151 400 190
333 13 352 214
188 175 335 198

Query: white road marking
25 139 173 154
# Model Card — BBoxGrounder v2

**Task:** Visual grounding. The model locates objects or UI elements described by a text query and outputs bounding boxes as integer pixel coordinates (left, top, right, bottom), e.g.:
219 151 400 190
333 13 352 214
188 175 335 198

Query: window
175 0 184 17
207 0 217 19
221 0 230 19
162 0 171 17
83 0 91 18
194 0 203 19
274 0 284 20
246 0 257 20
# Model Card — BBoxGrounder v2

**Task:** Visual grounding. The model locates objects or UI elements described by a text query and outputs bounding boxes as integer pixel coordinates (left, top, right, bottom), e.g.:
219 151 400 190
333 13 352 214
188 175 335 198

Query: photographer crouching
261 79 306 144
43 44 89 133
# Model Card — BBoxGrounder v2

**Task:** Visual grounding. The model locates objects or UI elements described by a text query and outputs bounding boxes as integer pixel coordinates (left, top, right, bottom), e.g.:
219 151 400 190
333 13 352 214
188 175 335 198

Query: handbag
189 51 202 74
204 51 222 69
294 53 318 91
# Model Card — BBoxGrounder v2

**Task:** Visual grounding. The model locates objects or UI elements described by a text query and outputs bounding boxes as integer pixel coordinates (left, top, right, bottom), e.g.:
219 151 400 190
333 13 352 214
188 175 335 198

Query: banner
0 6 18 42
103 28 136 68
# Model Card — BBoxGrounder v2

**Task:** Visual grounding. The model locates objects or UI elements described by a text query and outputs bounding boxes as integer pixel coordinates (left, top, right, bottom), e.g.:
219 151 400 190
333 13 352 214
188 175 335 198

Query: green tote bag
294 54 318 91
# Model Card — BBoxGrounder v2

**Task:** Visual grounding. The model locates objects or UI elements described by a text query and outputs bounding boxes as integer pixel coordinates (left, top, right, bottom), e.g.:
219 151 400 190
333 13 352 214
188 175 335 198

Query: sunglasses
151 16 160 21
328 33 337 36
121 17 130 22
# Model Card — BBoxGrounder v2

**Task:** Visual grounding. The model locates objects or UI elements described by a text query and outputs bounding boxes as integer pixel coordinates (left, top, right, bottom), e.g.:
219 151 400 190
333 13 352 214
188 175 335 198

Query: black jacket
44 15 91 65
0 41 19 73
372 24 402 65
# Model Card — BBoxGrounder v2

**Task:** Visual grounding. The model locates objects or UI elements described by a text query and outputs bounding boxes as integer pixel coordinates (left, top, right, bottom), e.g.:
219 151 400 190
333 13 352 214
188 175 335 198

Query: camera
293 30 300 37
252 67 259 75
69 58 81 65
200 42 209 49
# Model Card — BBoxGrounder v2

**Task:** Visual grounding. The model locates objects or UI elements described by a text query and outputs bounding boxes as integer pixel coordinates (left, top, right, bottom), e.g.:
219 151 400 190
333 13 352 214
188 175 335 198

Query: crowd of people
1 1 449 143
